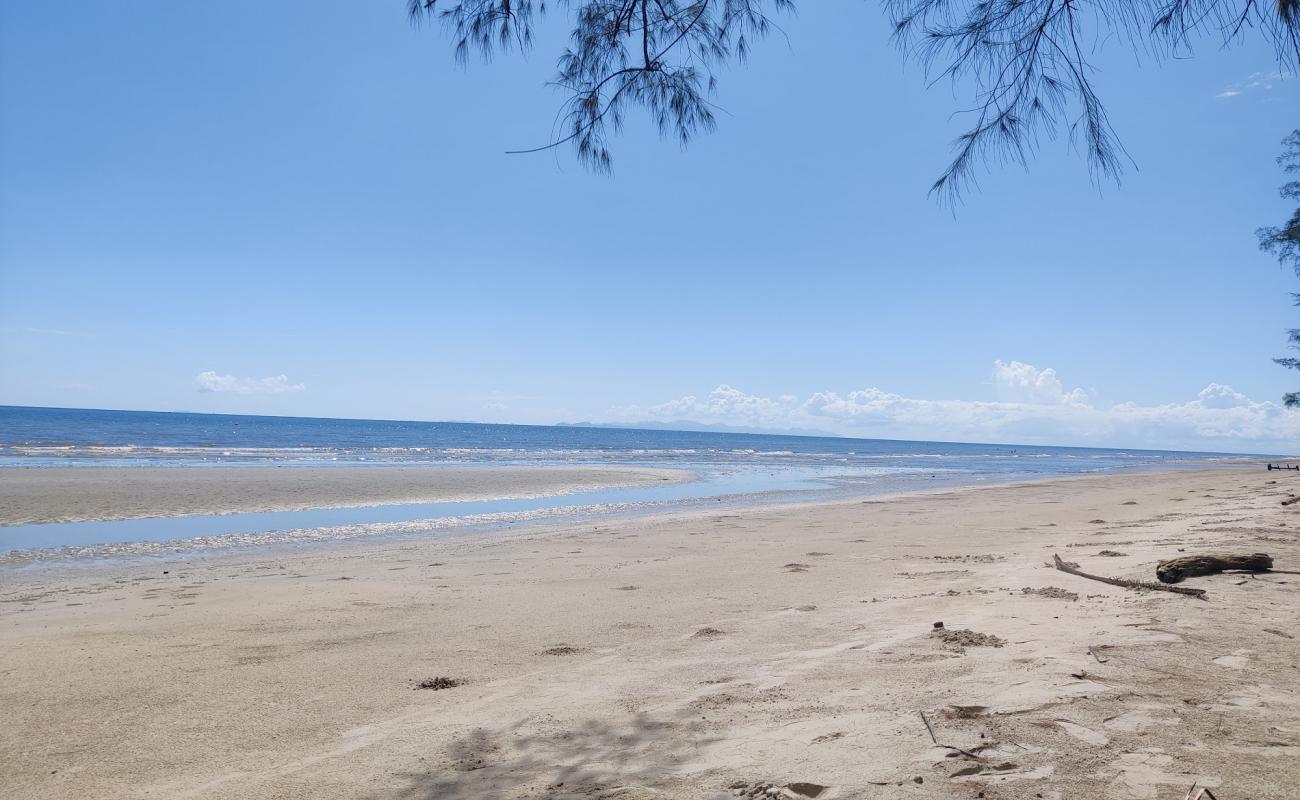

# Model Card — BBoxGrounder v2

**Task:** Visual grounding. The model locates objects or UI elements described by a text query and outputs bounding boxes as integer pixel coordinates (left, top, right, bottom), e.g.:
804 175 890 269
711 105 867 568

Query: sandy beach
2 466 1298 799
0 466 686 525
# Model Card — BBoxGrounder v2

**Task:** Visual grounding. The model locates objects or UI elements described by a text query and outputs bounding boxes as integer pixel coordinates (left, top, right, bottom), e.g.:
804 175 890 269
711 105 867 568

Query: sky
1 2 1298 453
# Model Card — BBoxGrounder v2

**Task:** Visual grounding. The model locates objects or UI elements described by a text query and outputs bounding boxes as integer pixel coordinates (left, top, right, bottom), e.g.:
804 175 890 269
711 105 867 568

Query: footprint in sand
1056 719 1109 745
1103 707 1178 732
691 627 727 639
1103 752 1217 800
1212 650 1250 670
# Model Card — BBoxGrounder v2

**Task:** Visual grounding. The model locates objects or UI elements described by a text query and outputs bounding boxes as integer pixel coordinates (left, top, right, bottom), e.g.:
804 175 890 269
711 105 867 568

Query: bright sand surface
0 466 686 525
2 467 1299 799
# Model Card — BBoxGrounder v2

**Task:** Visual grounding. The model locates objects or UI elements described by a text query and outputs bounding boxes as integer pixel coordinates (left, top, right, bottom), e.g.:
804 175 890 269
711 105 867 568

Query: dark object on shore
1052 553 1207 599
414 677 464 691
932 621 944 629
1156 553 1273 583
1267 462 1299 471
1283 495 1300 506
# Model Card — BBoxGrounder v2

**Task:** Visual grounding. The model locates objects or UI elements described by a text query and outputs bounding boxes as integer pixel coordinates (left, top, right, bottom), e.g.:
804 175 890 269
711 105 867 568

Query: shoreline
0 465 689 526
2 466 1297 799
0 464 1254 570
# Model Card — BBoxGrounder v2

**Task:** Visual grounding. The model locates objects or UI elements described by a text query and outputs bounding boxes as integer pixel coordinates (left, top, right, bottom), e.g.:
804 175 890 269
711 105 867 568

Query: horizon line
0 403 1280 458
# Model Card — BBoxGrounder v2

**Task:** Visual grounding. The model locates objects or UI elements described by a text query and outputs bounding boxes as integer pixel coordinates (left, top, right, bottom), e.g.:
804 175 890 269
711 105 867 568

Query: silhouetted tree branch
409 1 1298 197
1259 129 1300 407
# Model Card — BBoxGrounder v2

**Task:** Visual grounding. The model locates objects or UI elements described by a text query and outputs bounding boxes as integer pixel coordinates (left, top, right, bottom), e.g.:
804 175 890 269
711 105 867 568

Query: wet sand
0 465 687 525
2 467 1298 799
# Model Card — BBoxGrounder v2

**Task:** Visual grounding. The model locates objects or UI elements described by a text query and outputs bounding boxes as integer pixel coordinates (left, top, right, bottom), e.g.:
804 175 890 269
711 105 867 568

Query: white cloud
607 361 1300 453
22 327 98 338
1215 70 1291 99
195 371 305 395
649 384 798 424
992 359 1089 405
470 390 542 411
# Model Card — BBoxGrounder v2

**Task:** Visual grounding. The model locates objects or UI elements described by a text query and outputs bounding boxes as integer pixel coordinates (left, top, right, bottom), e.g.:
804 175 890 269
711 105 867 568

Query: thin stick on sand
1053 554 1208 599
1183 782 1219 800
918 710 985 760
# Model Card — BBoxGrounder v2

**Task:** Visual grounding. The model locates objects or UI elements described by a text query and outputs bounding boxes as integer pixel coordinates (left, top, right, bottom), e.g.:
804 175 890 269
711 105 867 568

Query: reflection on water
3 464 955 560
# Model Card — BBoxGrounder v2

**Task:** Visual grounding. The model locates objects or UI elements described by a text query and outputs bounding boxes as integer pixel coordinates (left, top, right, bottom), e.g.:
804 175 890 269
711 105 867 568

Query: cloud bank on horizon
608 360 1300 453
195 371 305 395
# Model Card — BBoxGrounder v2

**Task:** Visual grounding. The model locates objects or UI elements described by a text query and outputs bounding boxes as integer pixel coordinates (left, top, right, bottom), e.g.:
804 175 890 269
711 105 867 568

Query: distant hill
556 420 842 438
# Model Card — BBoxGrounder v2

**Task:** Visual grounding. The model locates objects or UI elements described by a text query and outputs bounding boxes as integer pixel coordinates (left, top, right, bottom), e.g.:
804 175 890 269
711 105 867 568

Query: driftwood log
1283 495 1300 507
1156 553 1273 583
1052 554 1207 599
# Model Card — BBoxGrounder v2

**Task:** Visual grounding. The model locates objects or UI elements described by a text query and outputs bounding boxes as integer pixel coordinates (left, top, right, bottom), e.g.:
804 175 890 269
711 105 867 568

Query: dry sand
2 467 1298 799
0 466 686 525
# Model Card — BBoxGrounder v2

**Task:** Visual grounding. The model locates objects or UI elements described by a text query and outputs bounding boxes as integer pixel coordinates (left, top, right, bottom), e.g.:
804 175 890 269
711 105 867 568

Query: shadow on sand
384 710 722 799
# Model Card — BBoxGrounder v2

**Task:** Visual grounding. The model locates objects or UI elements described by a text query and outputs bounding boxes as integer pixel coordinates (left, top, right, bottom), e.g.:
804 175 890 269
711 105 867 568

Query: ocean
0 405 1255 562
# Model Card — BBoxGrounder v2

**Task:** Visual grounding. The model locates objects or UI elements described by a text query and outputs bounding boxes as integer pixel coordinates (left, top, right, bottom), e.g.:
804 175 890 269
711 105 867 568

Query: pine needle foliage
1259 129 1300 407
407 1 1298 197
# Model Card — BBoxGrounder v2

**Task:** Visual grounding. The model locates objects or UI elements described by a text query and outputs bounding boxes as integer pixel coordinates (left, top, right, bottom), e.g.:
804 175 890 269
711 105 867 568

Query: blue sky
1 2 1298 452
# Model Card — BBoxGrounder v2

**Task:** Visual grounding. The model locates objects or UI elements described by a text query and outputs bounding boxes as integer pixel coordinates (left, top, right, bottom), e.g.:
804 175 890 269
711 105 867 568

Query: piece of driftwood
1052 554 1207 599
1283 495 1300 506
1156 553 1273 583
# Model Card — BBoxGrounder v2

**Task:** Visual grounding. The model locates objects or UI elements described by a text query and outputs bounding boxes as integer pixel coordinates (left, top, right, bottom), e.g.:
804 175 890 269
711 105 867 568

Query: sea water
0 405 1255 562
